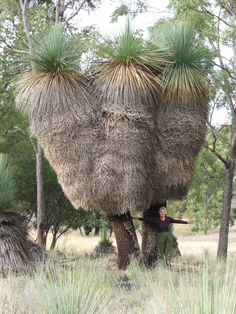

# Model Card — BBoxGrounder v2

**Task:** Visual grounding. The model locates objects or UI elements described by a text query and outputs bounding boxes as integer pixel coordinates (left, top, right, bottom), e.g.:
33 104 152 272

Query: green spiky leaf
15 24 94 124
95 19 165 110
31 23 82 73
151 21 212 106
0 154 16 210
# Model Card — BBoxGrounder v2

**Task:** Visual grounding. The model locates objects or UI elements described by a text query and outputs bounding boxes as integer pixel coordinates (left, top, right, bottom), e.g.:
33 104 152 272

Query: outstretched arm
169 217 195 224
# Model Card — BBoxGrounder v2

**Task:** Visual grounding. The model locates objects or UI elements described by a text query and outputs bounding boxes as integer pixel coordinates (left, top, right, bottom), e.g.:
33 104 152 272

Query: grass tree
15 21 163 269
15 20 211 270
141 22 211 266
92 20 165 268
0 154 34 275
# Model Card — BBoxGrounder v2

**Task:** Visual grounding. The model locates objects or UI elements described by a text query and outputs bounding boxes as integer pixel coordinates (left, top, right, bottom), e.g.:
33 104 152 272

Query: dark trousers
156 231 173 265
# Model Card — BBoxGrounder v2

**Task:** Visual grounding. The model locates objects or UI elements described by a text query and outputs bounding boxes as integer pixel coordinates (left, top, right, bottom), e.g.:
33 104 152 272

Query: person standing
132 206 194 265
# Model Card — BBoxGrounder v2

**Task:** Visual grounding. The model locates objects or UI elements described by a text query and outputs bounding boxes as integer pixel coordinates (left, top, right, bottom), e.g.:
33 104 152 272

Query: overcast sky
76 0 172 35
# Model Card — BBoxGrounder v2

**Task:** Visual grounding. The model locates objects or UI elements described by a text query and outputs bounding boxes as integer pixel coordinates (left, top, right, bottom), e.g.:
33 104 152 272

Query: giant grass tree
15 21 163 269
0 154 35 275
15 21 211 269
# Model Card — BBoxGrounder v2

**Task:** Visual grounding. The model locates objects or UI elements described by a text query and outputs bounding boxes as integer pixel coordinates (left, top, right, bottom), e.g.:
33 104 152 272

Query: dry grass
1 247 236 314
35 226 236 259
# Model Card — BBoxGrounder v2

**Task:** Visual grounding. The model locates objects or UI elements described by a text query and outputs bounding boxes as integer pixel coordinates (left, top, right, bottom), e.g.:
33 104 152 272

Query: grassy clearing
1 252 236 314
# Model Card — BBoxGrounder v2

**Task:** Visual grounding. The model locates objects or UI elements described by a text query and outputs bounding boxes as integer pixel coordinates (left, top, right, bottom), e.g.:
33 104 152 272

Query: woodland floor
39 223 236 258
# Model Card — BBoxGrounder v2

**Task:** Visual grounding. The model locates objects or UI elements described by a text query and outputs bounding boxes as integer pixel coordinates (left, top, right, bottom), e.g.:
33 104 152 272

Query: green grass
1 253 236 314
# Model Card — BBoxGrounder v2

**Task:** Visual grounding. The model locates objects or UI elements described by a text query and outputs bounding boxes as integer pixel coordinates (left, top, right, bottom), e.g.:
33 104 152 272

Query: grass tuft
150 21 212 107
31 23 81 73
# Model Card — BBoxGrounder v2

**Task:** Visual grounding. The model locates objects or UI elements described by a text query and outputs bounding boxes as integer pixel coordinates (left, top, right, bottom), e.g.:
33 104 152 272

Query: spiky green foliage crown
15 24 94 125
31 23 82 73
0 154 16 210
95 19 165 111
151 22 211 107
100 20 146 64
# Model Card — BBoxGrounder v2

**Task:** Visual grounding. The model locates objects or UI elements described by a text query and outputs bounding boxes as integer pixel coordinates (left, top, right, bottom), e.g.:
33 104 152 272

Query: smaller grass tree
0 154 35 275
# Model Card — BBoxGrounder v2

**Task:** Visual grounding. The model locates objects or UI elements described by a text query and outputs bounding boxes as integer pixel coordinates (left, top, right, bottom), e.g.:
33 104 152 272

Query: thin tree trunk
94 227 100 236
18 0 46 251
50 233 57 251
109 212 140 269
217 159 236 259
36 144 46 249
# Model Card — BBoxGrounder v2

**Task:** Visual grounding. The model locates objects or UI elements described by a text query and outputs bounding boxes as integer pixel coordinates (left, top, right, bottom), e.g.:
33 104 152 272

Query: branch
64 0 87 25
192 6 235 28
203 164 224 179
215 9 235 114
18 0 33 54
213 61 236 81
12 126 37 153
56 225 71 240
5 45 29 54
204 143 229 167
230 134 236 159
205 121 229 166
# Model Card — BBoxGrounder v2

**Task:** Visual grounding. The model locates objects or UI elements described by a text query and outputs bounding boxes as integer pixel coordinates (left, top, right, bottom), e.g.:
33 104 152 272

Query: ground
42 224 236 258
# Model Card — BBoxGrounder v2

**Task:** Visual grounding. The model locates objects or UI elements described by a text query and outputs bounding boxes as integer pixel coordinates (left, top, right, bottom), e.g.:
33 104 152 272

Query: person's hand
187 219 195 224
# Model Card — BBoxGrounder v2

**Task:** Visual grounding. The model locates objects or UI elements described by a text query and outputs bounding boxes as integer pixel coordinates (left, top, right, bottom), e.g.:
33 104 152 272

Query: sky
76 0 172 35
74 0 229 125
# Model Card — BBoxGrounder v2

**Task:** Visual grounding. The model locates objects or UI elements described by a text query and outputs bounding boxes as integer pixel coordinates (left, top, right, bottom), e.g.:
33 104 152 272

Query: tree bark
141 202 165 267
217 159 236 259
141 221 158 267
141 202 182 266
36 144 46 249
109 212 140 269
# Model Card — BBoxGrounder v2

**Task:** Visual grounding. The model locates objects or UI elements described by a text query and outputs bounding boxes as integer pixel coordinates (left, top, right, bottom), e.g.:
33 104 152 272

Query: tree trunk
109 212 140 269
217 159 235 259
141 202 165 267
50 233 57 251
141 202 182 266
141 221 158 267
36 144 46 250
94 227 100 236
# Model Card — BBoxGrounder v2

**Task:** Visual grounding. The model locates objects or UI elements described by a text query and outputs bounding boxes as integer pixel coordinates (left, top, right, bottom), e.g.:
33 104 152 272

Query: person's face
159 208 166 218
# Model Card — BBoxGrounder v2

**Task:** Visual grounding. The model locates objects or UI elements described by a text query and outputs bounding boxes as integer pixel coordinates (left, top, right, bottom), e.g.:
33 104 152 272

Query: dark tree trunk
36 144 46 250
109 212 140 269
50 233 57 251
84 226 93 236
217 159 236 259
94 227 100 236
141 202 182 266
141 222 158 267
141 202 165 267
